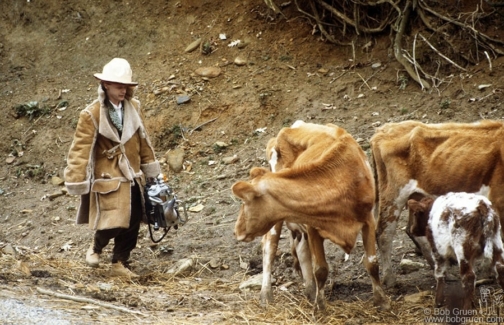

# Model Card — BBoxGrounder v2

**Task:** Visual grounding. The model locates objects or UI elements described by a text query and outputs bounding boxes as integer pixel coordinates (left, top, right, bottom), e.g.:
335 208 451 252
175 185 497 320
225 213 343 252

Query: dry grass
0 251 450 325
4 237 504 325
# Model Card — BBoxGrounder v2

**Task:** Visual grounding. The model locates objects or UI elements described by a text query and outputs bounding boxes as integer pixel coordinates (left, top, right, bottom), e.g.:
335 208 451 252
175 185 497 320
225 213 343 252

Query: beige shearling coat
64 85 160 230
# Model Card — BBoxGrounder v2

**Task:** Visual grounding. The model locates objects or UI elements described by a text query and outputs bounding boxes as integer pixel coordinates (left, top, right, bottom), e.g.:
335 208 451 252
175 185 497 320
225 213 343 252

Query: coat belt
102 144 141 184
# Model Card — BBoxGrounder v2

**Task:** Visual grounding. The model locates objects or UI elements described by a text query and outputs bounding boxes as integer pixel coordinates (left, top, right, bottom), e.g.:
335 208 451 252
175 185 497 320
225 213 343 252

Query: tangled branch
264 0 504 89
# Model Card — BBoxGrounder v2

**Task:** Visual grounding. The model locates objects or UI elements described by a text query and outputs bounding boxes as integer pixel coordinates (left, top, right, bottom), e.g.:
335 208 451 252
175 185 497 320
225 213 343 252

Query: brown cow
260 126 315 304
261 125 353 304
407 192 504 310
233 121 389 310
370 120 504 287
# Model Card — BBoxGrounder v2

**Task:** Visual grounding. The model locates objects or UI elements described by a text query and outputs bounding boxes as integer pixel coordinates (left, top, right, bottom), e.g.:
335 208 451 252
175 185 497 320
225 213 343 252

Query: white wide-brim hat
94 58 138 85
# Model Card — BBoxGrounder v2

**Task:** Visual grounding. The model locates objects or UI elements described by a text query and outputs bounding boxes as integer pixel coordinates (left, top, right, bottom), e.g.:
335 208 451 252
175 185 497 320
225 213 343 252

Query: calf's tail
369 146 379 221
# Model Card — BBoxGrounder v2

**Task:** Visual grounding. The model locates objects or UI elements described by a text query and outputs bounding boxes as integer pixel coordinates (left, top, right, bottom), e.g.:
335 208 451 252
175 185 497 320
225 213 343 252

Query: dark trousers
93 182 142 264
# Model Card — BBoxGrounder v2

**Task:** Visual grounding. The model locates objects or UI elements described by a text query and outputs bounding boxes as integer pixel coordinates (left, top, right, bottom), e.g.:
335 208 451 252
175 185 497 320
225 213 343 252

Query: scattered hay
0 251 430 324
3 249 504 324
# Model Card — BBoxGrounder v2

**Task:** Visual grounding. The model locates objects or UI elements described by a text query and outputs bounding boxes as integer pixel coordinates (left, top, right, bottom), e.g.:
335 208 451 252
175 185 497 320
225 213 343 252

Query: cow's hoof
373 286 391 310
304 286 317 303
260 291 273 306
382 272 396 288
374 295 391 310
315 298 326 311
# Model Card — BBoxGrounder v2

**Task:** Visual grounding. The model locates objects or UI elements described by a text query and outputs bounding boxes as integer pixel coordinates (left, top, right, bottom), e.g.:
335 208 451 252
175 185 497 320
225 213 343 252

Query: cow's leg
286 223 315 300
459 259 476 310
494 249 504 291
491 237 504 308
307 226 328 311
260 221 283 305
433 253 448 307
362 216 390 310
456 241 477 310
376 203 400 287
286 223 304 276
289 228 301 274
293 230 316 302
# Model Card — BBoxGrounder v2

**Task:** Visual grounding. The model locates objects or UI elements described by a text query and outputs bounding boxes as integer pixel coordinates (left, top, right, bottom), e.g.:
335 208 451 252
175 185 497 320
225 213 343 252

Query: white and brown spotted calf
233 121 389 310
370 120 504 287
408 192 504 310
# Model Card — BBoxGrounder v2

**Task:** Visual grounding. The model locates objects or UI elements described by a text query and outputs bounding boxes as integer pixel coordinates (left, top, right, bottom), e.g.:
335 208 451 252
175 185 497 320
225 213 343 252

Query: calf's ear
407 199 420 211
407 199 427 236
232 181 258 201
421 197 435 209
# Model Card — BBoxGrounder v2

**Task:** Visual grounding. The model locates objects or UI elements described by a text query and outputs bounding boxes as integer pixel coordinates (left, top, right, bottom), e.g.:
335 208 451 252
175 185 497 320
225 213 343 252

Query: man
64 58 160 277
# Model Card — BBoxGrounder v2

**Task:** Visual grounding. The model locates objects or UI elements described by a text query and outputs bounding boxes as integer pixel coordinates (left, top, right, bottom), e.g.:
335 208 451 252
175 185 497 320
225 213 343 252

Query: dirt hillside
1 0 504 324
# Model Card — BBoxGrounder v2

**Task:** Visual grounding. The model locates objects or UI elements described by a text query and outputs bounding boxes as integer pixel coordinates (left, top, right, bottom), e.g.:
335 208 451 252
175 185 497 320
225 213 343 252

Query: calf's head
266 137 281 172
407 197 435 236
266 136 297 172
232 167 280 242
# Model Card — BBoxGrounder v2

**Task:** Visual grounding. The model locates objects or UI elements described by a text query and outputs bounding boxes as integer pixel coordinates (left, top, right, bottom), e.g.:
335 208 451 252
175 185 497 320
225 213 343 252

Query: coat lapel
99 104 121 142
96 85 121 142
121 100 142 144
95 85 142 143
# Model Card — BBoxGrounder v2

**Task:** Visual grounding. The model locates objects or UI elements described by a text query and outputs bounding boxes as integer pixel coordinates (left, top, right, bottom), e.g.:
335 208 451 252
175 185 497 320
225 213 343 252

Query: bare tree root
315 0 395 34
394 0 430 89
264 0 287 19
418 34 467 71
264 0 282 14
417 0 504 55
308 0 351 45
485 0 504 7
263 0 504 89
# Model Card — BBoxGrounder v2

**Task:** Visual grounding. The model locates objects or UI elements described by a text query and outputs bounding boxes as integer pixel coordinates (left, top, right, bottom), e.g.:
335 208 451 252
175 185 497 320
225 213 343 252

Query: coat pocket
91 179 121 211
